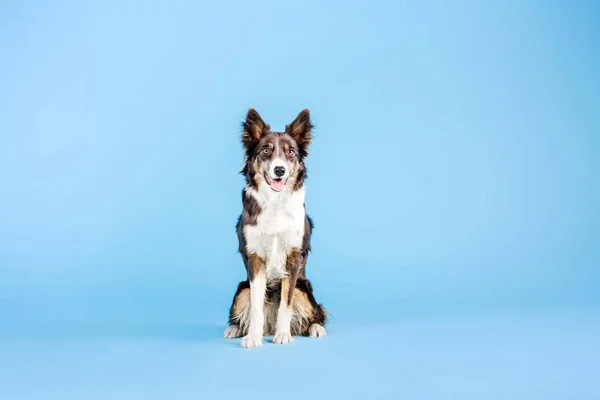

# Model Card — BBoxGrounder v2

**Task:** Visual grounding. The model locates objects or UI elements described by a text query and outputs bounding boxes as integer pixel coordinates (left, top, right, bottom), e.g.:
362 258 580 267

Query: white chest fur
243 184 306 281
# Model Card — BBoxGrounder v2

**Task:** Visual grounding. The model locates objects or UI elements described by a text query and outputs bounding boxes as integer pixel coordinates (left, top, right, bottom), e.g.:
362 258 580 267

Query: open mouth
264 173 287 192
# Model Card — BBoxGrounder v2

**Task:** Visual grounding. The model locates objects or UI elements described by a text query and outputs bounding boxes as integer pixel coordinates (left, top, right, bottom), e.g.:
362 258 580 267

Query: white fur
273 289 293 344
223 325 242 339
241 335 262 348
308 324 327 338
275 301 292 334
269 157 290 180
242 271 266 348
243 183 306 282
241 181 307 348
273 331 294 344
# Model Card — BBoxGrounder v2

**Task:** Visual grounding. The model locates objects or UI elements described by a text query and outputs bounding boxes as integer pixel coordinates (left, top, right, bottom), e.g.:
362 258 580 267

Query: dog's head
241 109 313 192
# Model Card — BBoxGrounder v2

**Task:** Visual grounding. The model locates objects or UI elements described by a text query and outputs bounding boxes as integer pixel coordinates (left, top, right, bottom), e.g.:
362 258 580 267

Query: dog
223 108 328 348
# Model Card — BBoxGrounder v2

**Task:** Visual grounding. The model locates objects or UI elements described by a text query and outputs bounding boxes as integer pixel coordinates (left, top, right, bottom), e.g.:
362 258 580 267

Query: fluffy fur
224 109 327 348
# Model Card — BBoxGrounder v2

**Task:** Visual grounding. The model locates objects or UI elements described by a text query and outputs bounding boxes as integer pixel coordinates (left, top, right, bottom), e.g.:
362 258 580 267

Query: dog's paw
241 334 263 348
308 324 327 338
223 325 243 339
272 331 295 344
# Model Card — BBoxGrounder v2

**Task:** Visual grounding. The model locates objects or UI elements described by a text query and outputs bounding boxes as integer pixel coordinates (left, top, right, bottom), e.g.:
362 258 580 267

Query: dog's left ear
286 109 313 158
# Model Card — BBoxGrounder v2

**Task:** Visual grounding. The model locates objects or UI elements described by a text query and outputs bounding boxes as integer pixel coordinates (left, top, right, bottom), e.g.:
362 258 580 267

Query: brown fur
285 109 313 159
248 253 265 281
285 248 303 306
228 279 327 337
280 277 291 308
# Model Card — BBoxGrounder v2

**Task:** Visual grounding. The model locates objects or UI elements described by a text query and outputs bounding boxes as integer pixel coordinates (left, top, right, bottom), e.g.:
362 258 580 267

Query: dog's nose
274 166 285 177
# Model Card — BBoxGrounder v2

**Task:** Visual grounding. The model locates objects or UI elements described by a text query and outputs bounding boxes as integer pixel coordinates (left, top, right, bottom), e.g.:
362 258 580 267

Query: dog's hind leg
290 278 328 337
224 280 250 339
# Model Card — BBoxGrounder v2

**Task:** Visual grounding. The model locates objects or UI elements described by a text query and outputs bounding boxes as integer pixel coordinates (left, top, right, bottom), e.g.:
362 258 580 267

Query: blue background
1 0 599 398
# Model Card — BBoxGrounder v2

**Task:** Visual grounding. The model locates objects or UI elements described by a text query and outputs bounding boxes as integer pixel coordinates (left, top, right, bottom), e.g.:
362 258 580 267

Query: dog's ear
242 108 269 149
286 109 313 158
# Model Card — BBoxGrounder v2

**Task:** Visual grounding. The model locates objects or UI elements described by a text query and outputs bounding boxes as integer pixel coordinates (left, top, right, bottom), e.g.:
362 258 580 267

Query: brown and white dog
223 108 328 348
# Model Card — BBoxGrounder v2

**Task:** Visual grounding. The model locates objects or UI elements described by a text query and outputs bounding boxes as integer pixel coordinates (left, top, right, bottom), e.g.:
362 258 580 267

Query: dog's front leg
242 254 266 348
273 249 302 344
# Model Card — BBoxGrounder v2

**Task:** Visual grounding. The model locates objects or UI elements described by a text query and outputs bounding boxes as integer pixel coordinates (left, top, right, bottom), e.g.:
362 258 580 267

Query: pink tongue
270 179 285 192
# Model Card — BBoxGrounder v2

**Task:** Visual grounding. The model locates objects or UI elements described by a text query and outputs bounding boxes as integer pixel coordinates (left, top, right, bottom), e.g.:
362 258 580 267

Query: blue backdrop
1 1 599 398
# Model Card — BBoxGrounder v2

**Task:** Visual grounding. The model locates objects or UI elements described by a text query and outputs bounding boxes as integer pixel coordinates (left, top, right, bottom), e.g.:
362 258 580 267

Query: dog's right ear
242 108 269 149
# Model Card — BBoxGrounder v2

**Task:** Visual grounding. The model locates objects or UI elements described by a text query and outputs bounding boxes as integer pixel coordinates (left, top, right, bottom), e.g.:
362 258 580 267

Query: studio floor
2 307 598 399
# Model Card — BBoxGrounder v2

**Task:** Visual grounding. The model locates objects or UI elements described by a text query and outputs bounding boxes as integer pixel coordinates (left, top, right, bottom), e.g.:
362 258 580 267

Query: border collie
223 108 328 348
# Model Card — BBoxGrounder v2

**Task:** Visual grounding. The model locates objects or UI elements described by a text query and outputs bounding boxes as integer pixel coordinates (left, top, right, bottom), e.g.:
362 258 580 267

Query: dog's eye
262 148 270 155
287 149 295 156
